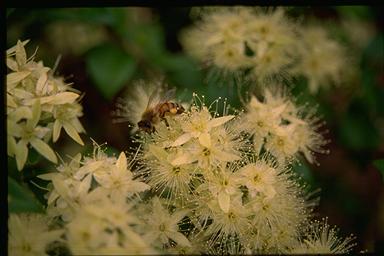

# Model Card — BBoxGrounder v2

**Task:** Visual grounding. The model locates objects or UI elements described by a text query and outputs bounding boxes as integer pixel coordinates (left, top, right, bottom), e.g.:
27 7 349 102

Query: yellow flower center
253 174 260 183
228 212 236 219
159 223 166 232
173 167 181 174
203 148 211 156
277 138 285 146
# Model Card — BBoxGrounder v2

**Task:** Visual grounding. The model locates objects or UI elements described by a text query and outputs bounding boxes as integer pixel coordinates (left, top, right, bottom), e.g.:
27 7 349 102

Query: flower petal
23 92 79 106
30 137 57 163
6 57 18 71
218 191 230 213
74 161 104 180
36 71 48 95
27 99 41 130
198 132 211 148
116 152 127 171
6 39 29 55
8 106 32 122
169 231 192 247
7 120 22 137
208 115 235 128
15 140 28 171
52 119 62 143
171 154 195 166
129 181 151 193
148 144 168 161
6 71 31 88
172 133 192 147
215 150 240 162
62 121 84 145
15 40 27 66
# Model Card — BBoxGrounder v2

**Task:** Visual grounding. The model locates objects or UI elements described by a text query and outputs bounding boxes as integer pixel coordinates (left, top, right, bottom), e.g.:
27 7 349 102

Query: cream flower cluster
240 86 329 165
7 37 357 254
29 143 192 254
181 7 347 93
38 144 150 222
29 144 152 254
6 40 85 170
131 90 354 254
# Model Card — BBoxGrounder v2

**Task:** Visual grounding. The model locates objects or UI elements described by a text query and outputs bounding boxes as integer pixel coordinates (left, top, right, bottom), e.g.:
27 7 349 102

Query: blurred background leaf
8 176 44 213
373 159 384 181
86 43 136 100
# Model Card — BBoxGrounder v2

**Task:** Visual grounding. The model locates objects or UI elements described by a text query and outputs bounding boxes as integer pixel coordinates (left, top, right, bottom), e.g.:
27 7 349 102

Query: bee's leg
161 117 170 127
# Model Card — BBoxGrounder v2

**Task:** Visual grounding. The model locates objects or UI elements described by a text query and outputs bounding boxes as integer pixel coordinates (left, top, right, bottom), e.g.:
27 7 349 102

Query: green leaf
8 176 44 213
161 54 203 89
335 6 372 20
86 43 136 100
373 159 384 182
126 24 165 60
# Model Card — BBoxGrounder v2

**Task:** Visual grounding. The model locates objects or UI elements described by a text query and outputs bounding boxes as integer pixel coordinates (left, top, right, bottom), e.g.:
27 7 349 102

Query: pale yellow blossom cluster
181 7 348 92
138 95 245 203
6 40 85 170
33 143 193 254
7 35 357 254
293 25 349 93
240 85 329 165
38 143 150 222
289 218 357 254
128 90 354 254
8 213 64 256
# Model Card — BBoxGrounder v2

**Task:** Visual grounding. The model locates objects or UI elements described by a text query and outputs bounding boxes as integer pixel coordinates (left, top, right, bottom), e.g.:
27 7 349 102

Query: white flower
7 100 57 170
204 194 252 242
205 166 242 213
289 218 356 254
143 197 191 248
66 197 155 255
238 161 277 200
172 106 234 148
92 152 150 201
45 174 94 222
295 25 347 93
265 124 299 164
172 125 241 170
143 145 194 202
8 213 63 256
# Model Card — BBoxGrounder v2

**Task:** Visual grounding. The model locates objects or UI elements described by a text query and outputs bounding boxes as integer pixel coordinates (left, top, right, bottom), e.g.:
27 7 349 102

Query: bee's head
138 120 155 133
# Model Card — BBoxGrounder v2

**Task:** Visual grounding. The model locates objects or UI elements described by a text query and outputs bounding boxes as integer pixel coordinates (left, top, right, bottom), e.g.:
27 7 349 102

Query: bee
138 88 185 133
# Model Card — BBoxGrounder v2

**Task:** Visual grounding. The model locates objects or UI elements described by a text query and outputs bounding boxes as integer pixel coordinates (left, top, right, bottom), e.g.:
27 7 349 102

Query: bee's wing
146 86 163 110
160 87 177 102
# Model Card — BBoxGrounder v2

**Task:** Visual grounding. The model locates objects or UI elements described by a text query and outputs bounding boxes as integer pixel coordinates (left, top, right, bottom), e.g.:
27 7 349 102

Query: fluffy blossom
240 85 328 164
289 218 356 254
66 196 157 255
8 213 64 256
181 7 297 83
294 25 348 93
38 143 149 221
181 7 348 92
141 197 191 248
